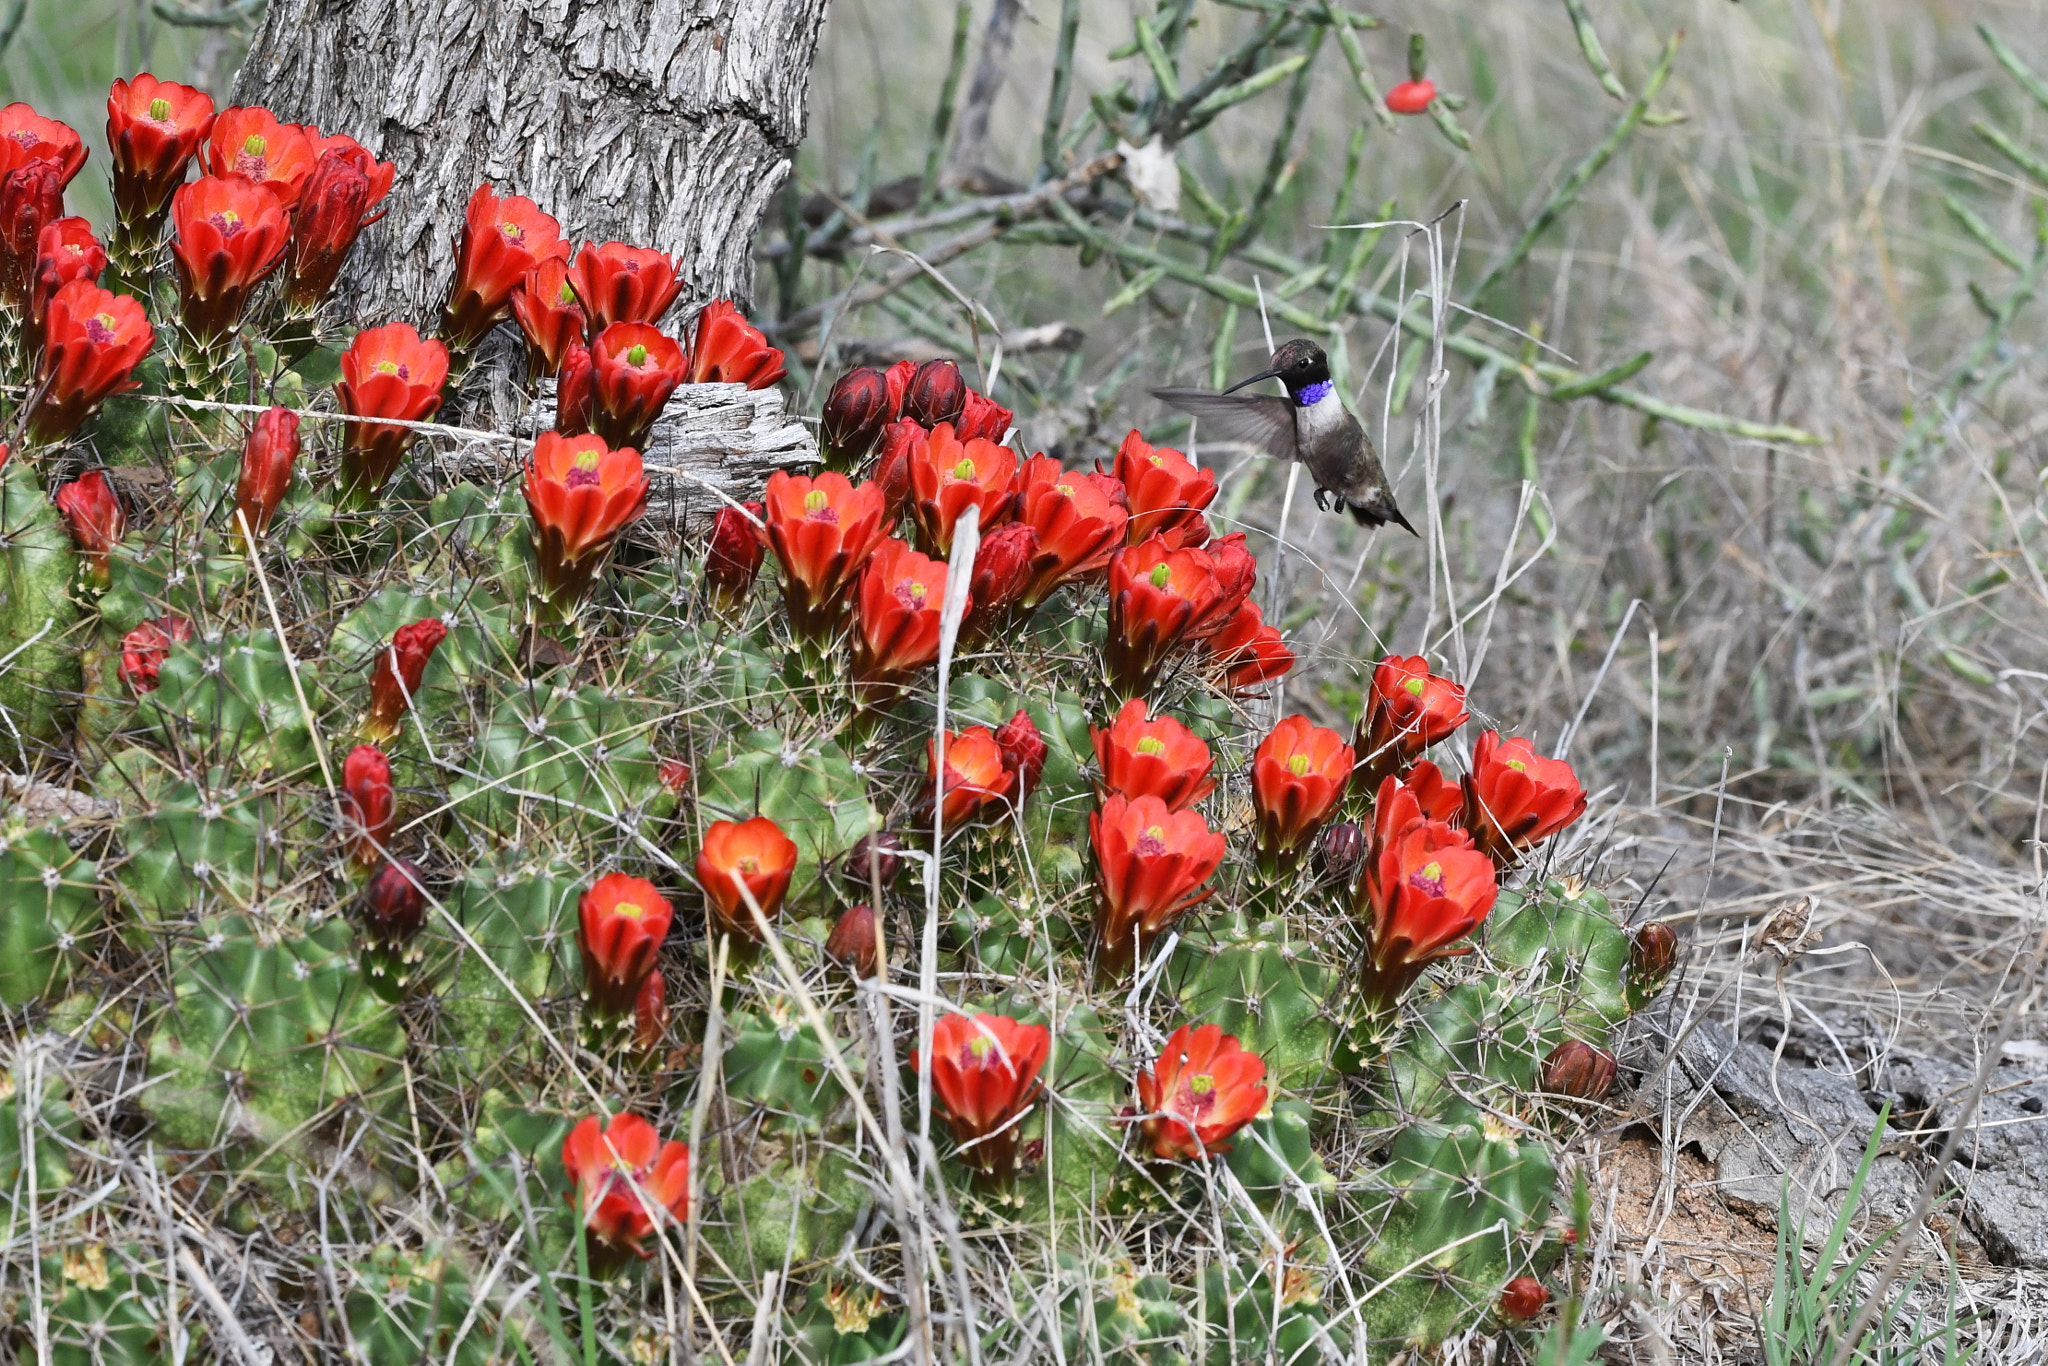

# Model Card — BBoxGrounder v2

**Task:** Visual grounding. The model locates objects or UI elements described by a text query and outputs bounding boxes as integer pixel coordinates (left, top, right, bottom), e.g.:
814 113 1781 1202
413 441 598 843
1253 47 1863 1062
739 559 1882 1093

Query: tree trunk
231 0 831 330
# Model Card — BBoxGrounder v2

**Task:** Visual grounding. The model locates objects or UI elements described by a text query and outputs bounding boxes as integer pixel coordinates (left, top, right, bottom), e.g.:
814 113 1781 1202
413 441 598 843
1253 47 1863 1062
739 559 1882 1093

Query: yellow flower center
1506 759 1527 772
1135 737 1165 756
1403 677 1425 697
968 1036 994 1059
1056 482 1073 496
217 210 241 229
557 282 577 304
1145 824 1165 840
1188 1074 1215 1096
1148 564 1172 589
626 343 649 366
241 134 267 156
1422 861 1442 880
613 900 644 920
906 581 927 601
572 449 602 472
804 489 830 513
1288 754 1311 777
1149 454 1164 467
149 98 172 121
374 359 401 375
736 855 759 874
501 221 525 241
94 312 117 331
951 458 977 480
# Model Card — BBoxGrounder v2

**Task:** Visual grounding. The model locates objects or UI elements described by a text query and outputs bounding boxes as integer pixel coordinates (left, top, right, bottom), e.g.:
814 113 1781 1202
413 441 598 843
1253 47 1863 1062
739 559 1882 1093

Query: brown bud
359 859 428 951
634 970 669 1050
825 903 880 978
1316 820 1365 881
1541 1039 1617 1101
1497 1276 1547 1322
900 358 966 428
820 366 891 469
1629 921 1679 993
838 831 907 893
704 500 765 607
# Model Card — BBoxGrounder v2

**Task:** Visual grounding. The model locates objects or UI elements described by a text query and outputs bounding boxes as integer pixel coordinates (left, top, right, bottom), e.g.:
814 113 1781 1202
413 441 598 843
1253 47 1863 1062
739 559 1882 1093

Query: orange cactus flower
561 1113 689 1269
105 75 215 224
509 256 586 379
1356 655 1469 789
117 614 192 694
687 299 785 388
1251 715 1354 871
1113 430 1216 548
1133 1023 1268 1160
1204 600 1294 694
570 240 683 331
202 107 316 206
362 617 448 743
695 816 799 942
761 470 890 640
1091 792 1226 977
231 405 299 544
441 182 569 349
906 421 1017 557
1091 698 1215 812
54 470 125 584
587 320 685 453
335 322 448 504
919 1012 1050 1183
523 431 649 610
578 872 673 1020
282 139 395 310
852 537 950 704
1461 731 1588 866
925 726 1016 827
1187 533 1256 641
1103 535 1222 698
1013 454 1128 606
28 280 152 446
1403 758 1463 822
1358 775 1500 1011
341 744 393 869
0 102 86 185
169 173 291 341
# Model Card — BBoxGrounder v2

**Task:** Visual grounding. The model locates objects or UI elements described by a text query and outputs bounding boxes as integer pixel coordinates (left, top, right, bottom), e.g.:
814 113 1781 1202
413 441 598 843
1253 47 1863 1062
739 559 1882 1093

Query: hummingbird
1152 338 1416 534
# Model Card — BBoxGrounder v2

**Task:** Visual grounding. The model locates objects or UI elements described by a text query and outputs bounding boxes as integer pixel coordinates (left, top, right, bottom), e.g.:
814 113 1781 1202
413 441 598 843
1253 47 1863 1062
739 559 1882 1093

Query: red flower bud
906 421 1017 557
1113 430 1216 548
962 521 1036 638
117 614 192 694
1357 775 1499 1012
926 726 1016 827
561 1113 689 1268
578 872 674 1020
1133 1023 1267 1159
1316 820 1365 882
341 744 394 868
955 387 1012 444
1497 1277 1548 1322
837 832 907 894
820 367 892 469
1628 921 1680 1006
232 405 299 544
1385 80 1437 116
696 816 799 942
900 358 966 428
54 470 125 583
1251 715 1353 871
0 157 65 307
1357 655 1469 789
852 537 950 704
881 359 916 416
335 323 448 503
1092 698 1215 811
873 417 922 522
825 903 880 978
27 217 105 354
1014 456 1127 606
1104 536 1222 698
658 758 692 794
634 970 669 1051
687 299 784 388
0 103 86 186
170 173 290 341
994 708 1047 805
703 500 766 608
282 140 394 310
357 858 428 951
588 321 684 453
362 617 448 743
510 257 586 379
570 240 683 330
202 107 315 207
105 75 214 225
1091 792 1225 977
523 431 649 610
761 470 890 640
917 1012 1049 1184
441 182 569 350
555 340 594 436
1461 731 1588 866
1541 1040 1617 1101
27 281 152 446
1204 600 1294 694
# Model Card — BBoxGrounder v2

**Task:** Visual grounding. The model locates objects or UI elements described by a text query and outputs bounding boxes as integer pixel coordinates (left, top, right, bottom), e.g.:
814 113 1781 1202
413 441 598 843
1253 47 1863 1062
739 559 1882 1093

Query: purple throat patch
1296 380 1333 407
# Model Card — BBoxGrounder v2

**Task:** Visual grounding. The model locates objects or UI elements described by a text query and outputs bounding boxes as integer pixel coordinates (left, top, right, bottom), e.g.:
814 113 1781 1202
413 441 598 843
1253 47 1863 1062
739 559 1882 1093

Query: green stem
921 1 976 204
1561 0 1629 100
1039 0 1084 178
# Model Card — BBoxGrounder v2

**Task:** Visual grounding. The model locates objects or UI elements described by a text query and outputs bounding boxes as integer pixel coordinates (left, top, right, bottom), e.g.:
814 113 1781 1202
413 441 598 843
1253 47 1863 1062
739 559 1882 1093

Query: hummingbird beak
1220 367 1284 395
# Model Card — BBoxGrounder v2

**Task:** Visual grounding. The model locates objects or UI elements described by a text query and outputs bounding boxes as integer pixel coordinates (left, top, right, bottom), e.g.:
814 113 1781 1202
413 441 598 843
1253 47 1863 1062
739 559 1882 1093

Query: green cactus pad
699 726 877 900
1172 916 1338 1094
145 629 318 775
1 1063 79 1217
41 1242 180 1366
1378 982 1559 1129
346 1243 501 1364
698 1145 867 1278
432 856 584 1092
0 461 85 764
1224 1100 1337 1235
106 751 304 928
723 1005 857 1127
1485 880 1631 1032
451 684 670 844
0 818 100 1007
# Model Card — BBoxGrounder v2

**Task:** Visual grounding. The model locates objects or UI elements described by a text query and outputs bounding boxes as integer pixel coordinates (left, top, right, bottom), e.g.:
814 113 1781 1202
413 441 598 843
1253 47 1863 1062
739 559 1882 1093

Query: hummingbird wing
1150 388 1297 463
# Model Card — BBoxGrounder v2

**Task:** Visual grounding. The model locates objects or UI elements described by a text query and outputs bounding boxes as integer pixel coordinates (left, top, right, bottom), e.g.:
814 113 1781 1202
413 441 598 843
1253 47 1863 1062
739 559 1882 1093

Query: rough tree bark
231 0 832 330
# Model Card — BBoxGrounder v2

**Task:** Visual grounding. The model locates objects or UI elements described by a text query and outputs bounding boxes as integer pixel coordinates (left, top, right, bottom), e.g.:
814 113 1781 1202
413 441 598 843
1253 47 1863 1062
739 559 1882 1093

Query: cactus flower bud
117 614 193 694
341 744 394 868
28 281 152 447
283 139 394 310
820 366 892 469
695 817 798 942
825 903 880 978
356 857 429 1001
873 417 922 523
54 470 125 585
703 500 765 608
1628 921 1680 1008
362 617 448 743
634 970 668 1051
578 872 673 1022
27 217 106 355
232 405 299 545
962 522 1037 640
106 75 214 226
686 299 784 388
837 832 907 893
994 708 1047 806
1133 1023 1267 1160
899 358 966 428
588 321 684 453
1317 820 1365 882
1497 1276 1548 1322
916 1012 1049 1184
1250 715 1353 872
561 1112 688 1272
1541 1040 1618 1101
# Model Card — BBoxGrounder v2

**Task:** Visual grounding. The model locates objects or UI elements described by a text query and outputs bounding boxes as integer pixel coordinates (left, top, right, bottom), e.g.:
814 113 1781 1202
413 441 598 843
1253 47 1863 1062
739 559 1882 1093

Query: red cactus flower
169 173 290 341
899 359 966 427
1497 1277 1548 1322
919 1012 1050 1183
341 744 394 868
696 816 799 942
510 256 586 379
995 709 1047 805
571 240 683 330
441 183 569 350
1104 535 1221 698
202 107 315 206
588 321 684 453
27 218 105 351
906 421 1017 557
961 521 1036 639
1385 80 1437 116
634 971 668 1051
1358 775 1499 1012
703 500 765 608
282 140 395 310
335 323 448 503
0 158 64 306
362 617 449 743
760 471 890 640
1014 455 1128 606
117 614 192 694
1357 655 1469 788
1462 731 1588 866
523 431 649 610
578 872 673 1020
956 387 1013 444
1133 1023 1268 1160
105 75 214 224
1092 698 1216 812
1251 716 1353 871
926 726 1015 827
54 471 125 583
561 1113 689 1267
1186 533 1256 641
231 405 299 544
825 903 880 978
1403 758 1463 822
1091 792 1226 977
820 366 892 469
1113 430 1216 548
27 280 152 446
1204 600 1294 694
555 340 594 435
687 299 785 388
0 103 86 184
852 537 950 703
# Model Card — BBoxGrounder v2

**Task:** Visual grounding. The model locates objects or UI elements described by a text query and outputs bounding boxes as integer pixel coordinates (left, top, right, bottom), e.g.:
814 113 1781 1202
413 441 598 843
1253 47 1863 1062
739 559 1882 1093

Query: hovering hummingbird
1152 338 1416 534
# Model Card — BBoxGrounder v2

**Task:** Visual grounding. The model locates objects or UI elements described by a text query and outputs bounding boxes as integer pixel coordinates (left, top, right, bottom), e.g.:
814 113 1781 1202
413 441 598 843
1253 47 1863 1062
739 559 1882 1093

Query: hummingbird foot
1313 486 1332 511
